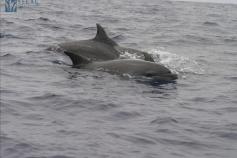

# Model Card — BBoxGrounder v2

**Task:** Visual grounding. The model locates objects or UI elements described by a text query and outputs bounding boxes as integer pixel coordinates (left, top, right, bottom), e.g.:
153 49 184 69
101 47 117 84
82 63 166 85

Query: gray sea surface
1 0 237 158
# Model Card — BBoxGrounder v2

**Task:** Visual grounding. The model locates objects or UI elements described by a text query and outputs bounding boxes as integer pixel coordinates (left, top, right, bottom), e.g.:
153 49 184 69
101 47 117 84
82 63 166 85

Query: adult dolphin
77 59 178 81
59 24 154 65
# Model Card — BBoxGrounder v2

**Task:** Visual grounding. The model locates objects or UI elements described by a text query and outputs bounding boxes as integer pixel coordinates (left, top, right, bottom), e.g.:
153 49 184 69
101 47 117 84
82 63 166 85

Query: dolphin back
85 59 177 80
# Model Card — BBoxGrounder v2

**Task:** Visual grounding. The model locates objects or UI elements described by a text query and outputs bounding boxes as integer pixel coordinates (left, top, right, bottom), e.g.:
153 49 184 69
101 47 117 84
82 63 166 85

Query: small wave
224 76 237 81
53 100 86 111
156 128 178 134
9 58 39 67
117 27 130 31
83 26 96 31
1 101 21 116
218 107 237 113
223 51 236 56
150 117 178 124
29 93 63 100
224 36 237 43
108 133 157 145
25 17 50 22
0 33 21 39
38 17 50 21
203 21 219 26
158 138 217 149
0 19 14 25
1 136 38 158
191 97 208 102
24 113 44 121
50 26 63 30
185 34 213 44
101 18 120 23
123 135 157 145
25 156 75 158
92 103 119 111
207 13 221 18
216 132 237 140
0 53 16 58
112 111 141 120
39 23 63 30
112 34 126 41
70 24 83 29
10 59 30 66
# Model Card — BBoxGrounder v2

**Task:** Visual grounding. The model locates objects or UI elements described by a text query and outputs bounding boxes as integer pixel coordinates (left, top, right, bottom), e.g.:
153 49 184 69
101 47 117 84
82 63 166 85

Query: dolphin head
141 63 178 81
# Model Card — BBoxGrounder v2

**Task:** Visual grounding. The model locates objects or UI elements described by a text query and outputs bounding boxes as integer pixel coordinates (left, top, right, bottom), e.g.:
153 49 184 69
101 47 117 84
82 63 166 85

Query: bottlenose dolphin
77 59 177 81
59 24 154 65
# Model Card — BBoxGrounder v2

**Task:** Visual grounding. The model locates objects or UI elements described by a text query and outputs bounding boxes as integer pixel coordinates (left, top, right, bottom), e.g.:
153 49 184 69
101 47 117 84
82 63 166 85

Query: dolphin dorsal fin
93 24 118 46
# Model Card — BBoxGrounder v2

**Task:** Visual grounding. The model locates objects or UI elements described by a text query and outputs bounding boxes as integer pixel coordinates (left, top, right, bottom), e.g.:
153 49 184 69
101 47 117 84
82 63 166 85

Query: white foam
119 51 141 60
147 48 205 75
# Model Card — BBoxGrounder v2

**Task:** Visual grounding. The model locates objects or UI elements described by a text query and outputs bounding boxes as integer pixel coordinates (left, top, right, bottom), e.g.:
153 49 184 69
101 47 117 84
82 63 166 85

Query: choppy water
1 0 237 158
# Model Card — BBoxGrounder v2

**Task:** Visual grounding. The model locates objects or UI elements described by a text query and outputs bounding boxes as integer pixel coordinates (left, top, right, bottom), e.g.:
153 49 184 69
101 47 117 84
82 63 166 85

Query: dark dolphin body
59 24 177 81
59 24 154 65
80 59 178 81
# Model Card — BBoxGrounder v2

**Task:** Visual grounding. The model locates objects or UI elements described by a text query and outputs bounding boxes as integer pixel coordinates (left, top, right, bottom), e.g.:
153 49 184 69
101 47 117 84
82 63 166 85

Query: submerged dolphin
77 59 178 81
59 24 154 65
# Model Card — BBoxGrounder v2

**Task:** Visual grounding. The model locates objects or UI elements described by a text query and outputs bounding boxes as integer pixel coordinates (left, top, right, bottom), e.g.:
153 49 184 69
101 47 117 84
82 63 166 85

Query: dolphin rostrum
59 24 154 65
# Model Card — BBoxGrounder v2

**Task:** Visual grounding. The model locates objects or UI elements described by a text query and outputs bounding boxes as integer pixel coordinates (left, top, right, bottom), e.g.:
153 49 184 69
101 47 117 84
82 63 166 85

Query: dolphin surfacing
59 24 177 81
59 24 154 65
81 59 178 81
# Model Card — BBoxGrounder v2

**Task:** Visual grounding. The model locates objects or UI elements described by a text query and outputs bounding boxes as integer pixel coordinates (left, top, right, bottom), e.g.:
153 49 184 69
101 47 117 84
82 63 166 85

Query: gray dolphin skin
81 59 178 81
59 24 154 65
59 24 177 81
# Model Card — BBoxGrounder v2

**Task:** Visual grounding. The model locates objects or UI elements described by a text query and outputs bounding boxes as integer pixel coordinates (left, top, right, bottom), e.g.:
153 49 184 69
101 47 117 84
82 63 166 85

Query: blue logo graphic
17 0 39 6
5 0 17 12
0 0 39 12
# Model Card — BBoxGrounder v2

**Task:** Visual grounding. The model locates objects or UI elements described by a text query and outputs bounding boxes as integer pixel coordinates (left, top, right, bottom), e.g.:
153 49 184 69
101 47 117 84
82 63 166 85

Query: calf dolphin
78 59 178 81
59 24 154 65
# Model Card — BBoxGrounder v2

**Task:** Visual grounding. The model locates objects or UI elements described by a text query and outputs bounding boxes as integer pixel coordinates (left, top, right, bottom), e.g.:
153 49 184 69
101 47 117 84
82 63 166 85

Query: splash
147 48 205 75
53 44 205 76
119 51 143 60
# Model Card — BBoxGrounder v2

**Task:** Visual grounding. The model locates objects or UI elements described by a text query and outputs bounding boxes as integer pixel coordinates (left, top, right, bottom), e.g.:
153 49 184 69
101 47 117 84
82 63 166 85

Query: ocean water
1 0 237 158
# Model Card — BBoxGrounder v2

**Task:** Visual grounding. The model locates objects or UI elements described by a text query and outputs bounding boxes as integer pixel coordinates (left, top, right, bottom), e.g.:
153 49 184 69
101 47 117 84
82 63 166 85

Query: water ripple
203 21 219 26
1 0 237 158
